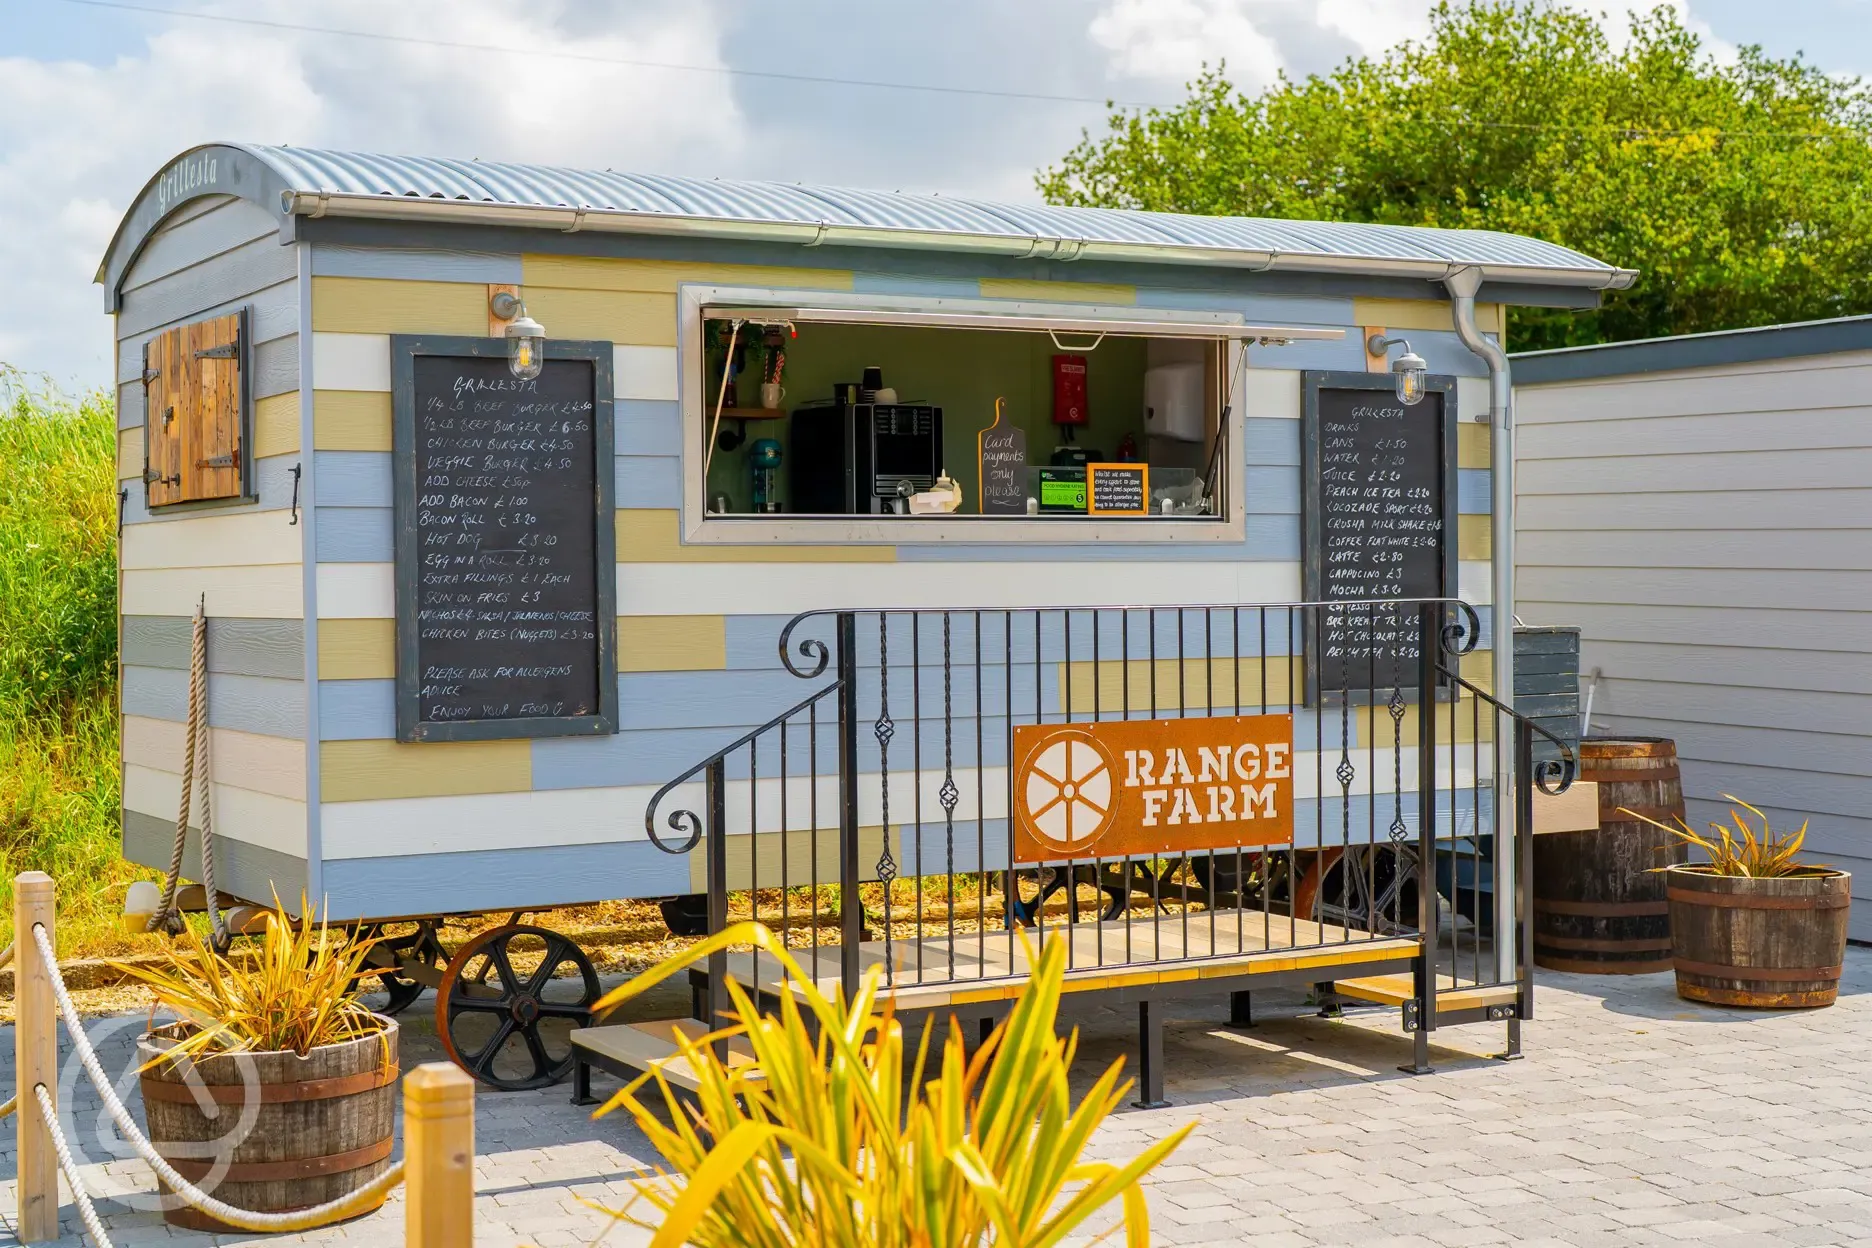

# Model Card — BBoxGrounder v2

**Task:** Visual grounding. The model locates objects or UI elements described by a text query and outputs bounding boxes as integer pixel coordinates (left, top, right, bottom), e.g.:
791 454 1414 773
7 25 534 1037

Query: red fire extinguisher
1052 354 1088 439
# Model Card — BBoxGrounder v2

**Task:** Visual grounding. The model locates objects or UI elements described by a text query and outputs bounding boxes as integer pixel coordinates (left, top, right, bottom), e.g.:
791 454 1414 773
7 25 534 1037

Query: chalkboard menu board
1301 371 1457 702
1088 463 1149 515
392 337 617 742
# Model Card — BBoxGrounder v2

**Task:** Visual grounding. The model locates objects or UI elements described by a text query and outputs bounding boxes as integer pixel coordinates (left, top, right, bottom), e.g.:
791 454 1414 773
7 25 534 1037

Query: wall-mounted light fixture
490 290 547 381
1365 333 1428 406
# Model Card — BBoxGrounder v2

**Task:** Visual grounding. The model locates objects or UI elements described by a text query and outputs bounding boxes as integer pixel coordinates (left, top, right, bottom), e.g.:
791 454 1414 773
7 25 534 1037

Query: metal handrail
777 594 1485 679
1436 664 1578 796
642 679 842 853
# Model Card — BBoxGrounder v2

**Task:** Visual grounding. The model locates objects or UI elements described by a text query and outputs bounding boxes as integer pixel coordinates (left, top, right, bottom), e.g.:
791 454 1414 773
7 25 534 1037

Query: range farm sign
1011 714 1295 863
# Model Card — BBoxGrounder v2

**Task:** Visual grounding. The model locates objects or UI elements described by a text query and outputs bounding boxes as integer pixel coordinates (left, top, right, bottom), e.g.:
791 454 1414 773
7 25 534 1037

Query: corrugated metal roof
1514 314 1872 384
246 144 1627 282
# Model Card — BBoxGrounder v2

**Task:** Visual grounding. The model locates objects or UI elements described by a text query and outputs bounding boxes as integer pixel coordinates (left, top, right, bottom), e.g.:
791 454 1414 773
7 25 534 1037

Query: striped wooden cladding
519 288 676 346
144 312 243 506
121 509 301 569
121 715 306 801
1458 422 1491 470
314 391 392 451
1351 299 1504 336
616 510 896 563
118 426 145 481
121 565 304 618
318 618 395 679
314 615 729 677
978 278 1137 305
1060 656 1309 715
319 739 531 802
252 391 299 458
122 764 308 857
310 278 488 336
519 255 853 295
1458 513 1491 561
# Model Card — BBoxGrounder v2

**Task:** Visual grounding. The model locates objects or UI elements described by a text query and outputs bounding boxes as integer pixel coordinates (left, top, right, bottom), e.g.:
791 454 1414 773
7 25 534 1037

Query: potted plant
116 898 397 1231
1627 797 1851 1008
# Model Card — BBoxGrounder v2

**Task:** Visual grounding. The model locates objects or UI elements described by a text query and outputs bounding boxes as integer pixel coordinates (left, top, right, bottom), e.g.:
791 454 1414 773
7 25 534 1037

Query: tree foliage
1038 3 1872 349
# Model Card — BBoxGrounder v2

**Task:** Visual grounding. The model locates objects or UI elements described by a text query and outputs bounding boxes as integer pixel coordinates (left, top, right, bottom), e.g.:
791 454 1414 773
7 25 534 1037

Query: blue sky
5 0 1870 387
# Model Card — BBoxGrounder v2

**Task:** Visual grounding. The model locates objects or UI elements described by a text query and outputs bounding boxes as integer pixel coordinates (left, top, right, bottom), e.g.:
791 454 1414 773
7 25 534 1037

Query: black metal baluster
940 612 959 980
809 698 820 970
1091 607 1104 968
1149 608 1159 960
912 613 924 984
975 611 985 978
876 613 898 987
1263 608 1273 954
838 613 861 997
1335 626 1354 945
1122 608 1134 966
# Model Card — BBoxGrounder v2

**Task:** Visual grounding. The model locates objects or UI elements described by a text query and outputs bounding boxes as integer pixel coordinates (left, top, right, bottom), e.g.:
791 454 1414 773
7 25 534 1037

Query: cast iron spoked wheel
354 921 448 1016
436 924 600 1091
1000 866 1130 926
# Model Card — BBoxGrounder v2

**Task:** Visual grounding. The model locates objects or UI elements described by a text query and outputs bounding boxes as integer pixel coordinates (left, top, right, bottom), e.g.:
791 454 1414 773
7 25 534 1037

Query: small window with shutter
142 310 247 507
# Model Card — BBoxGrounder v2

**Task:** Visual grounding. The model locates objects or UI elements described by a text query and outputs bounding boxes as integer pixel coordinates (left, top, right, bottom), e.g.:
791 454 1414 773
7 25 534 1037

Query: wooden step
1333 973 1519 1013
571 1019 763 1096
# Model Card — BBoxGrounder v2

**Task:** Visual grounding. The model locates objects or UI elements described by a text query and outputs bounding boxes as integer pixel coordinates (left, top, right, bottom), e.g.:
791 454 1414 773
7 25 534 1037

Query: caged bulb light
505 312 546 381
1366 333 1428 407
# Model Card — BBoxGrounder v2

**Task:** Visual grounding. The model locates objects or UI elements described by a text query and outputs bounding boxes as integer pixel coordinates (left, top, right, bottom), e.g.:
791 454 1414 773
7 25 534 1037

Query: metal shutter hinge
195 343 238 360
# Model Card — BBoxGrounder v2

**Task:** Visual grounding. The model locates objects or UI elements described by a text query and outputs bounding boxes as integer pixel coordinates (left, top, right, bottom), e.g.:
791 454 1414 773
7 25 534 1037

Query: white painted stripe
615 345 678 400
122 566 304 618
122 765 308 857
1240 367 1302 419
320 749 1485 859
121 509 304 570
122 717 307 801
1457 559 1492 606
1457 375 1488 424
315 562 394 618
311 332 391 392
618 561 1308 615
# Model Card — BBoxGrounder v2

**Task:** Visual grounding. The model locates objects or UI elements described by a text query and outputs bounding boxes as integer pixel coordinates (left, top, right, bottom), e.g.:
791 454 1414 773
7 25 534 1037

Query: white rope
30 924 404 1232
36 1083 114 1248
149 599 226 947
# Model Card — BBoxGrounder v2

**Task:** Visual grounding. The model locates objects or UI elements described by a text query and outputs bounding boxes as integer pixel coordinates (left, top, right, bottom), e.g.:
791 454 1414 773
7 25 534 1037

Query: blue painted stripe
123 665 305 737
852 273 983 298
617 454 681 509
1241 337 1365 373
1241 417 1300 467
310 246 522 283
616 399 680 456
318 679 395 740
123 454 304 525
319 839 689 920
313 451 392 509
1243 465 1300 513
314 506 392 562
1457 469 1491 515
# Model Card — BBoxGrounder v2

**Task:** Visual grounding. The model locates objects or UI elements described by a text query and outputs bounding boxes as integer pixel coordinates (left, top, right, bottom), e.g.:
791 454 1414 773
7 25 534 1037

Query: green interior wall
704 324 1150 513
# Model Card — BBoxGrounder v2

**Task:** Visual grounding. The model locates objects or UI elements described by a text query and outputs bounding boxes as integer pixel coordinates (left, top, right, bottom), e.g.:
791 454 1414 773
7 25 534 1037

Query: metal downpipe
1445 267 1517 983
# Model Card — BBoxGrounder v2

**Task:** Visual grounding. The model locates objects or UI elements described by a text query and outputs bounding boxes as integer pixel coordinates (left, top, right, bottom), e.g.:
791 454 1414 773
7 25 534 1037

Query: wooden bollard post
404 1061 475 1248
15 872 58 1243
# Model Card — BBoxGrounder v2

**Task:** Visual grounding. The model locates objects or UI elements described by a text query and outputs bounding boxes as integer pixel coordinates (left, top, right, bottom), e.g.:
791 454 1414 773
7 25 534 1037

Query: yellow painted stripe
315 614 728 676
521 288 675 347
1061 657 1307 714
521 255 853 294
313 390 394 451
1352 298 1503 335
617 509 897 564
1457 422 1490 469
978 278 1136 305
1458 513 1490 561
310 277 489 336
118 426 144 482
620 615 726 672
320 738 532 803
317 617 394 680
253 390 300 458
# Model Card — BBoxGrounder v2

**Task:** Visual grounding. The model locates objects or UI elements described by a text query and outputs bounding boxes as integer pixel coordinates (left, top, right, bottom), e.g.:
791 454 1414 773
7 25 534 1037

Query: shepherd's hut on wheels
101 143 1617 1097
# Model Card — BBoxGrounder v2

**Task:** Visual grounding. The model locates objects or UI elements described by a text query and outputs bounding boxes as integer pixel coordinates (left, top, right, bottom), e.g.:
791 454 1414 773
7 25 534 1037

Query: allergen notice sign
392 337 618 742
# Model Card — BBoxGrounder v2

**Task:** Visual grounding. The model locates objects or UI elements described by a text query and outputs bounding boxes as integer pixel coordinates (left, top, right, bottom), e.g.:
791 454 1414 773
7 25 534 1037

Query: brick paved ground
3 949 1870 1247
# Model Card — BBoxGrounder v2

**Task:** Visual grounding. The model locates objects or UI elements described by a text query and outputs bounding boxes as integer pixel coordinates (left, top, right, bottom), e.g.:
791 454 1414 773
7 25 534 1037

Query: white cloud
0 0 737 389
1089 0 1433 90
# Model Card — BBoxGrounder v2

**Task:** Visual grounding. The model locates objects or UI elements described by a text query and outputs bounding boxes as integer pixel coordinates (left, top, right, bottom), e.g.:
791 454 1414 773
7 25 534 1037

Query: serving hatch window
676 291 1343 543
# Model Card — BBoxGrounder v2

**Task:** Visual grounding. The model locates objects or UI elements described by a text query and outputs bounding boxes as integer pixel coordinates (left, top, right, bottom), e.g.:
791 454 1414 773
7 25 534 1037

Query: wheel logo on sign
1017 727 1119 856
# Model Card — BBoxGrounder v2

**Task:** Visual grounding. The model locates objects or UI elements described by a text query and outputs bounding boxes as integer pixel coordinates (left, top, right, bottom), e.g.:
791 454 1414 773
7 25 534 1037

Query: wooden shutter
142 311 244 507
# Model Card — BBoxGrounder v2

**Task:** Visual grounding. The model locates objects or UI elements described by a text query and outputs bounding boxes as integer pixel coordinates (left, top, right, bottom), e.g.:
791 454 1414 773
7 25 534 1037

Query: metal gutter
1446 265 1517 983
278 191 1639 291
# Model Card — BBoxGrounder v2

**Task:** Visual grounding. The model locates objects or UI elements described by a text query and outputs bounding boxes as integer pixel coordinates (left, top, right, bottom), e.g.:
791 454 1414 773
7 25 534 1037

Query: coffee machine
791 397 943 515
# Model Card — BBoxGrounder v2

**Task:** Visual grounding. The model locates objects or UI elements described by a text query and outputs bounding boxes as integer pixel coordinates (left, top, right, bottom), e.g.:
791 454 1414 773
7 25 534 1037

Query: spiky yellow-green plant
591 923 1191 1248
1626 795 1831 879
114 895 386 1061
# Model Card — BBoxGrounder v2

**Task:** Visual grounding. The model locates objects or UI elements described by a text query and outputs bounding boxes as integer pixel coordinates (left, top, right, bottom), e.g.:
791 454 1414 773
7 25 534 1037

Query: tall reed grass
0 368 150 955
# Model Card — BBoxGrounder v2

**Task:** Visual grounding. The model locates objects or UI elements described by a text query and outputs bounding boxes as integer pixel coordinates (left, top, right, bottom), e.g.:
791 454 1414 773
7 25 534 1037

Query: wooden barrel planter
137 1017 398 1231
1667 868 1853 1008
1532 737 1688 973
